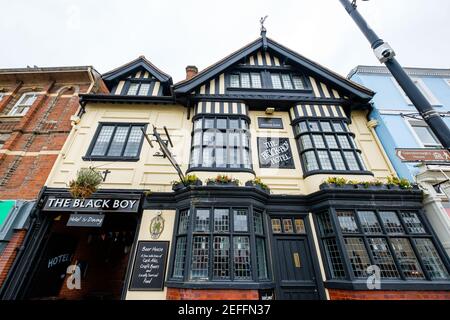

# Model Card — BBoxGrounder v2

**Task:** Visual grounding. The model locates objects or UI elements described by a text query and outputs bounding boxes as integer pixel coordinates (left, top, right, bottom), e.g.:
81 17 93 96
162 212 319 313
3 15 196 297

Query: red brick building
0 66 106 287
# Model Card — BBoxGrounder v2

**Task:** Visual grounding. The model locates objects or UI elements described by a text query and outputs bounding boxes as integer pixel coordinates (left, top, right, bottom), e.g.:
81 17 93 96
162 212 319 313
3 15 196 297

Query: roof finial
260 15 268 51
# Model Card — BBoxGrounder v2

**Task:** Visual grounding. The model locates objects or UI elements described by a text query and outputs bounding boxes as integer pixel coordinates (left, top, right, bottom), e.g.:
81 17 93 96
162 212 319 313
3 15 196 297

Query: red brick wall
328 289 450 300
0 229 27 287
166 288 259 300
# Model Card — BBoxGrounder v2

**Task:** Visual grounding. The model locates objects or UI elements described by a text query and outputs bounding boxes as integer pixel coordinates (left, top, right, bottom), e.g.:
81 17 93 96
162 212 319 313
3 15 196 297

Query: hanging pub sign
129 241 169 291
43 197 140 213
257 137 295 168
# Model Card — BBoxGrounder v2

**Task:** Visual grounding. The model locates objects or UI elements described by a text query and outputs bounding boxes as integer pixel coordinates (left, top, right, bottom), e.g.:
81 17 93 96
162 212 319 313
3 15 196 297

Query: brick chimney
185 65 198 80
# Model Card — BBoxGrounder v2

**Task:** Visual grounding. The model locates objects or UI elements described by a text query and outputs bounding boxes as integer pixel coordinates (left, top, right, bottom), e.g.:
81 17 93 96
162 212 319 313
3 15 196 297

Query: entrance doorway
270 216 320 300
25 212 138 300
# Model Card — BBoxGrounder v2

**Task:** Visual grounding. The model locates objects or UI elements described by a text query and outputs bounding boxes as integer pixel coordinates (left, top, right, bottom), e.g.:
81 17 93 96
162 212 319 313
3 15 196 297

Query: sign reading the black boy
257 137 294 168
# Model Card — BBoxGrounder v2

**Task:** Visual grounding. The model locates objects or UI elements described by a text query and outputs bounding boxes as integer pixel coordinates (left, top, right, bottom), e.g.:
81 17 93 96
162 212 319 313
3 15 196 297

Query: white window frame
391 77 441 106
0 92 5 101
405 118 441 148
8 92 38 116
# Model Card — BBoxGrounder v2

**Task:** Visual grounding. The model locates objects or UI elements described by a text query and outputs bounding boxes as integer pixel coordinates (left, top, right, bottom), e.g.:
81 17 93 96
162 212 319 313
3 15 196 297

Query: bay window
189 116 252 171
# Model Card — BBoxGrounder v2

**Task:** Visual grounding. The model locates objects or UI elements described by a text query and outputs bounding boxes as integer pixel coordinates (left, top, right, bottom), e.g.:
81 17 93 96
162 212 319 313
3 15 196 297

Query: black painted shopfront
1 185 450 300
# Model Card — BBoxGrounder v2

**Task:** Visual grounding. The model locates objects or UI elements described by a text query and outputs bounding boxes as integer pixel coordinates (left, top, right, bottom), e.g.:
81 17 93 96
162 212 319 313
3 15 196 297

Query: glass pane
412 126 440 146
254 211 264 234
202 147 214 167
216 131 225 147
127 83 139 95
379 211 405 234
330 151 346 170
203 131 215 145
91 125 115 156
308 121 319 131
390 238 425 279
178 209 190 234
190 236 209 279
317 213 334 236
194 119 202 129
233 209 248 232
107 126 129 156
256 238 268 279
271 74 282 89
190 147 200 167
228 132 240 147
193 131 201 146
312 134 325 148
214 209 229 232
21 94 37 106
281 74 293 89
357 152 366 170
368 238 400 279
292 76 305 90
242 149 251 169
229 119 239 129
123 126 143 157
323 238 346 279
233 236 251 280
138 83 150 95
173 237 187 278
337 211 359 233
295 219 305 233
204 118 214 129
283 219 294 233
344 237 371 278
241 73 251 88
414 239 449 280
213 236 230 279
215 148 226 168
400 212 426 234
241 119 248 130
194 209 210 232
344 151 360 171
357 211 382 234
230 74 240 88
325 135 338 148
229 148 241 168
303 151 319 172
332 122 344 132
300 135 313 149
271 219 282 233
251 73 262 88
320 121 332 132
217 118 227 129
337 135 351 149
298 121 308 133
318 151 333 170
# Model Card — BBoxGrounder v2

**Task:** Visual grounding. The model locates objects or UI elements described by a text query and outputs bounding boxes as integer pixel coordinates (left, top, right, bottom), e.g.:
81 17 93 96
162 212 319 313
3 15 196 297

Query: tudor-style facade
1 34 450 301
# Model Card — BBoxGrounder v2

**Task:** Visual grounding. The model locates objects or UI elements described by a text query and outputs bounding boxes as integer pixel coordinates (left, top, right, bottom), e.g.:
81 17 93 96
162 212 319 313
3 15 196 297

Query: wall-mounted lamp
265 107 275 115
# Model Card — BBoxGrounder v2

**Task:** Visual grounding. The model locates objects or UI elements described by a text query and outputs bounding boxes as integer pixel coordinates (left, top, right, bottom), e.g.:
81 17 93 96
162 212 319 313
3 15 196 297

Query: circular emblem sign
150 214 165 239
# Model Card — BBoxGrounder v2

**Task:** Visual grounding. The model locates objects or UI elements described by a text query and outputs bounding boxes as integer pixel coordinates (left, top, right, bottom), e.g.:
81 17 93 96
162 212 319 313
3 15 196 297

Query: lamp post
339 0 450 150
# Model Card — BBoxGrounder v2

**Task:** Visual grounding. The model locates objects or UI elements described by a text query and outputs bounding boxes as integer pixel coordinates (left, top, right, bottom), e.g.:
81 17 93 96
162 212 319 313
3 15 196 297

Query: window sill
166 280 275 290
226 87 313 94
324 279 450 291
0 115 24 119
303 170 374 179
187 167 255 174
82 156 140 162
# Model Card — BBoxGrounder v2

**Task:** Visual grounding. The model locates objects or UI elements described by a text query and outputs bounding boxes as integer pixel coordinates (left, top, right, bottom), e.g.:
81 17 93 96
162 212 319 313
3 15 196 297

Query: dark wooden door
270 217 319 300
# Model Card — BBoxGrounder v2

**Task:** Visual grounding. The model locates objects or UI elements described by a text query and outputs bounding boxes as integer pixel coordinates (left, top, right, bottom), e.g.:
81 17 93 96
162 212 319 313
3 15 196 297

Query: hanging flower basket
69 168 103 199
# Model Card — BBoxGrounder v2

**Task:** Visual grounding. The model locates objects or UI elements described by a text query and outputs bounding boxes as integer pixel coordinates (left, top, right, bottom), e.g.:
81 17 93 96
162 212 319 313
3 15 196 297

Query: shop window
85 123 145 161
189 116 252 171
294 119 366 176
172 206 269 282
317 209 450 282
8 92 38 116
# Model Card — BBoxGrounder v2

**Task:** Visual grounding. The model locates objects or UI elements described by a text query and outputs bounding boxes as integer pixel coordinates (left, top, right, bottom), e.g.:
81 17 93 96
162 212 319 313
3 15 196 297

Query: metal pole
339 0 450 150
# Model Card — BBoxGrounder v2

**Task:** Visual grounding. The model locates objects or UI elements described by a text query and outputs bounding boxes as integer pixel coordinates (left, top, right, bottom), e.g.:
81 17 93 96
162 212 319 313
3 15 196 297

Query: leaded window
229 72 262 89
85 123 145 160
270 73 305 90
173 207 269 282
294 119 366 175
318 209 450 282
189 116 251 170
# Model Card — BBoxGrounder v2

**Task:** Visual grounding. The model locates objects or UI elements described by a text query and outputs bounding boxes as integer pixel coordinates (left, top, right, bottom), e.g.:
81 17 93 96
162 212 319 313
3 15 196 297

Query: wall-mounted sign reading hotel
43 197 140 213
396 148 450 163
66 214 104 227
129 241 169 291
258 137 294 168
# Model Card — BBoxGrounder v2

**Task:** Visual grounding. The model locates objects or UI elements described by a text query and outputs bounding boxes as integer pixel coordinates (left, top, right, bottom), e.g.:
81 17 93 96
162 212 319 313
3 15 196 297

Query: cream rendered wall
46 103 191 192
125 209 175 300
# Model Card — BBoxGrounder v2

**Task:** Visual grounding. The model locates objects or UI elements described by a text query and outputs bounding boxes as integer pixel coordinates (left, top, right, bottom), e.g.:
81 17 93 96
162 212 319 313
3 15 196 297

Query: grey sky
2 0 449 82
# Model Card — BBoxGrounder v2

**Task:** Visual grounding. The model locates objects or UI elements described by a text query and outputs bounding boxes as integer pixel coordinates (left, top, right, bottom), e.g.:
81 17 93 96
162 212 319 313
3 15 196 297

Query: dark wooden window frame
83 122 147 162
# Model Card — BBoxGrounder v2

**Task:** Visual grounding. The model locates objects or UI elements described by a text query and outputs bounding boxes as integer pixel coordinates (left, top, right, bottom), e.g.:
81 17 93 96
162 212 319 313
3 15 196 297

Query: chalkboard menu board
128 241 169 291
258 137 295 168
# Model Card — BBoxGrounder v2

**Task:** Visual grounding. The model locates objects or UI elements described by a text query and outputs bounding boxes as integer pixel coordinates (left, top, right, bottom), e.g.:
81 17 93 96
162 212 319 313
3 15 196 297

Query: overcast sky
2 0 449 82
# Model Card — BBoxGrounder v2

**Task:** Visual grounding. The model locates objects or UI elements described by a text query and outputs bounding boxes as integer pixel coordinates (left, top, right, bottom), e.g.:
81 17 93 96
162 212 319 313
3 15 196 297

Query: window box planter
206 181 239 187
319 183 355 191
172 179 202 191
245 180 270 193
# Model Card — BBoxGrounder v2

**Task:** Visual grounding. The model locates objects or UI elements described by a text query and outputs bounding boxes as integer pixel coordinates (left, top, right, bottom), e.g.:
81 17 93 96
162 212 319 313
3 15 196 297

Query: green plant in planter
248 177 270 191
69 168 103 199
325 177 348 186
207 174 240 185
387 175 413 189
172 174 200 187
373 180 384 187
